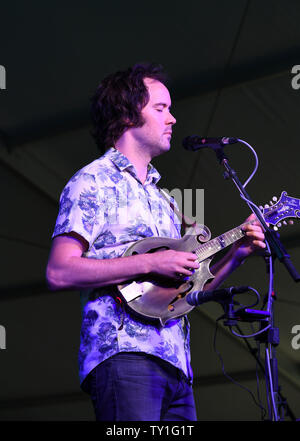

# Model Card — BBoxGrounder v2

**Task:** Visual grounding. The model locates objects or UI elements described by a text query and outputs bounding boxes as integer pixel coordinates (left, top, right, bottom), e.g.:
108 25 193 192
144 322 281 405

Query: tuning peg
288 220 294 225
259 205 264 211
273 226 278 231
272 196 278 202
264 204 270 209
277 222 282 228
269 201 273 205
283 221 287 225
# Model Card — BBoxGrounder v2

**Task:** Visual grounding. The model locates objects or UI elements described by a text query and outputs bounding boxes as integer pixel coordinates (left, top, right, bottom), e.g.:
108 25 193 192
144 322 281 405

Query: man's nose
167 112 176 125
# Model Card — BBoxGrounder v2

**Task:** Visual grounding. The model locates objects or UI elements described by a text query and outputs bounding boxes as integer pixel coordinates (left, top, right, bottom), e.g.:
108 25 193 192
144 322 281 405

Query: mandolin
117 191 300 326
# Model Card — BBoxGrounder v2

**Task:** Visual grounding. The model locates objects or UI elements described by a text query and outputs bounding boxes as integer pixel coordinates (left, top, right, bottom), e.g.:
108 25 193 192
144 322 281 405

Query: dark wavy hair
90 63 168 154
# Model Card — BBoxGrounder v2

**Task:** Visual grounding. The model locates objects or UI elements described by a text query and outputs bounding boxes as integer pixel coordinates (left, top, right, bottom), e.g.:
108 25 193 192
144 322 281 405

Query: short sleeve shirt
52 147 193 385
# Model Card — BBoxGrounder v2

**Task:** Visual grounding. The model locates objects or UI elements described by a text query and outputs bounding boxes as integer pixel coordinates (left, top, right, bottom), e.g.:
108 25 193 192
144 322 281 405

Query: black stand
219 286 296 420
212 144 300 421
218 289 297 420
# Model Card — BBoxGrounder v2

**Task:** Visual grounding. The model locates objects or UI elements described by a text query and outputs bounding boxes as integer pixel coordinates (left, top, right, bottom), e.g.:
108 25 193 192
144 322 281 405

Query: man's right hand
46 233 200 291
145 249 200 280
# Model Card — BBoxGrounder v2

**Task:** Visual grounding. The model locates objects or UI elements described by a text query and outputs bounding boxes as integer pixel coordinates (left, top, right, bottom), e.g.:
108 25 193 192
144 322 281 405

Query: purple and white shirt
52 147 193 385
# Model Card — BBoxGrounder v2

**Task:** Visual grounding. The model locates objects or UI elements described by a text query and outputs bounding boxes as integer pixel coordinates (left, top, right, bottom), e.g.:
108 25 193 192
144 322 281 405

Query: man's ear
124 119 134 127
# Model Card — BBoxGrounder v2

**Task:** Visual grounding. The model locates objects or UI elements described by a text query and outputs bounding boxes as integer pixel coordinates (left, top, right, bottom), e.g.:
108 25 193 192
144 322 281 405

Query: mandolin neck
194 222 249 261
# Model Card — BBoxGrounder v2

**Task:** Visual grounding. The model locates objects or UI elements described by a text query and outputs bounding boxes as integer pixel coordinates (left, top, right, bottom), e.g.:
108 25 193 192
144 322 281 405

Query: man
46 63 266 421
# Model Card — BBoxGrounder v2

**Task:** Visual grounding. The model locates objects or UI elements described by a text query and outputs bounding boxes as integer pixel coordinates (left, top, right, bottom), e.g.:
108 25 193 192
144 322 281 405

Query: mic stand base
221 309 296 420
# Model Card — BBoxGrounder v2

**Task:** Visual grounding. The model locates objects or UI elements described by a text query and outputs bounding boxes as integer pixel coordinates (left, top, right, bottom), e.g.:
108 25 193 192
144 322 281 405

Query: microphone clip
214 145 228 164
218 287 270 327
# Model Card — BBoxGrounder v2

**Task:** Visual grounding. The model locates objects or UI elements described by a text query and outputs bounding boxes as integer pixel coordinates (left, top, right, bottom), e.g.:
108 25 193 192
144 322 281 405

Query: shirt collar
104 147 161 185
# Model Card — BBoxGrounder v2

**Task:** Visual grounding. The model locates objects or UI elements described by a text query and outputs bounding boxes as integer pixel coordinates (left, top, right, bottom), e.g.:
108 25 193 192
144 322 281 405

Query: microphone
186 286 250 306
182 136 238 151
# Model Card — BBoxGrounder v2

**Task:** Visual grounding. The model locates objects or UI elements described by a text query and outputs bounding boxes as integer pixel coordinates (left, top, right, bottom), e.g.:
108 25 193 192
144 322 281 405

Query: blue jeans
82 352 197 421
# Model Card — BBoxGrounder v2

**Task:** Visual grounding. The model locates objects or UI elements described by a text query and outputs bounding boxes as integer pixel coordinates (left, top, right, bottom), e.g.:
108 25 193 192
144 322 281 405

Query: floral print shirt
52 147 193 385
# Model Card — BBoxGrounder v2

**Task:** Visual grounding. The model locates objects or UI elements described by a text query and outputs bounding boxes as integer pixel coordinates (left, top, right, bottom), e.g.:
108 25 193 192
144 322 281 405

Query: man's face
130 77 176 157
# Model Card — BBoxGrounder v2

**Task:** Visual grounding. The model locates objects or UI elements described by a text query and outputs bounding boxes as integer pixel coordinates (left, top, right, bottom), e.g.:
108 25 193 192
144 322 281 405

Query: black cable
213 318 267 417
235 323 267 420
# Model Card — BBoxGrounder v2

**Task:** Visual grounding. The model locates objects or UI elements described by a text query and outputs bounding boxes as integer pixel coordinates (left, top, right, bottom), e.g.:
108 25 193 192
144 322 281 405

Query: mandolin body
117 224 214 326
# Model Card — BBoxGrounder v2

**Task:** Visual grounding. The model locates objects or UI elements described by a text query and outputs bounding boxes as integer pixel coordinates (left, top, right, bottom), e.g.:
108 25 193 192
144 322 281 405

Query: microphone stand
212 145 300 421
214 146 300 282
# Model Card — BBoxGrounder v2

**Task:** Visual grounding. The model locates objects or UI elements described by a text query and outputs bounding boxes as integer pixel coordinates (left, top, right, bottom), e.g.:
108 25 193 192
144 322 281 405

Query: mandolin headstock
261 191 300 231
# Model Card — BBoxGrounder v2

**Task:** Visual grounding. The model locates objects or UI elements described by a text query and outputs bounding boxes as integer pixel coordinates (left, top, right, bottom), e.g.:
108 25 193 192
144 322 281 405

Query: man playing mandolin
46 63 266 421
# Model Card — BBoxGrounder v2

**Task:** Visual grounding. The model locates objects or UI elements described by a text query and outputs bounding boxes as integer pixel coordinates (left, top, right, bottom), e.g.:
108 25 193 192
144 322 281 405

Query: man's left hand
231 213 266 263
